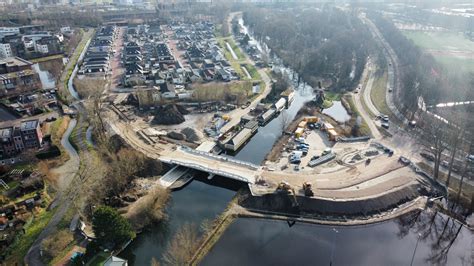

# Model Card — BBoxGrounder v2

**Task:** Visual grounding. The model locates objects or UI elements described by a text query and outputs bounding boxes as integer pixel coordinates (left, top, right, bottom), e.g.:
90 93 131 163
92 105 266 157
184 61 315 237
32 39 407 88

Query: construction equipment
276 182 299 207
303 182 314 197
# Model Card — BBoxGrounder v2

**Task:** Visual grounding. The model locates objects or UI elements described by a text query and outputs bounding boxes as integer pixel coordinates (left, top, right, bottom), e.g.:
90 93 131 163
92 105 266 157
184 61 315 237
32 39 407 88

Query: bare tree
445 128 464 189
454 141 473 207
420 113 450 180
163 223 200 265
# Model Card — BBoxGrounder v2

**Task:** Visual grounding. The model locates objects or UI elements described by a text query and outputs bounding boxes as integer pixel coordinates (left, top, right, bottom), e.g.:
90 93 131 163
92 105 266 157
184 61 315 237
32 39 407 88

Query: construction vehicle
303 182 314 197
276 182 299 207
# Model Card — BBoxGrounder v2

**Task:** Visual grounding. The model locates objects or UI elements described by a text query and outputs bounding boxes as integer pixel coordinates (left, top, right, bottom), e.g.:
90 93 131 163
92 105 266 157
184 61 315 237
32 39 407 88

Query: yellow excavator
277 182 299 207
303 182 314 197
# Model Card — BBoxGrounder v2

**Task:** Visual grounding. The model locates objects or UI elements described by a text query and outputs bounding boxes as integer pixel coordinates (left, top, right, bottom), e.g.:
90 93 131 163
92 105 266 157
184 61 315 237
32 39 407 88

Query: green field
403 31 474 73
403 31 474 52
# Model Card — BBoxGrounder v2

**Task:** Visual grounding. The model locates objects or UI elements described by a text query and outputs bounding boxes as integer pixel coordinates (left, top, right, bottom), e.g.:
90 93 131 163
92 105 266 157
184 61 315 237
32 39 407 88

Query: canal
202 212 471 266
121 15 471 265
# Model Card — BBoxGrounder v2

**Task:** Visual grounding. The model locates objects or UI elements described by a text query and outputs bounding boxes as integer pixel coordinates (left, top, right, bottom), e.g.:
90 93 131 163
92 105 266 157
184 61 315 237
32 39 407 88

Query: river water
121 15 471 265
202 213 472 266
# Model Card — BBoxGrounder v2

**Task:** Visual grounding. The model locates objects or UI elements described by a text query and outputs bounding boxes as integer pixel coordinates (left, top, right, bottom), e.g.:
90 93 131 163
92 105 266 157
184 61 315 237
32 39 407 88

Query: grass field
435 55 474 75
192 82 253 104
402 30 474 74
370 69 391 116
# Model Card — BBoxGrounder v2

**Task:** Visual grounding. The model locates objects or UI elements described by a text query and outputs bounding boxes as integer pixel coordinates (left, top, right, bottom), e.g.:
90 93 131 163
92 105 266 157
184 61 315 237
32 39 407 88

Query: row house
80 25 117 75
0 119 42 159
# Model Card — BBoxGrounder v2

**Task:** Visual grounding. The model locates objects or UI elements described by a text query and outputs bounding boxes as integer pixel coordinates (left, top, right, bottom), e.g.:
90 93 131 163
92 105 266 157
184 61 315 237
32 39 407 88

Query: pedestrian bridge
159 146 260 184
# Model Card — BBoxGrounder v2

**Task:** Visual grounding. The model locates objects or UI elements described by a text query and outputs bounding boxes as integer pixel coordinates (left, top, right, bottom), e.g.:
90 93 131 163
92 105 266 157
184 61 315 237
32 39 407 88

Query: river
202 212 471 266
120 173 242 265
121 15 471 265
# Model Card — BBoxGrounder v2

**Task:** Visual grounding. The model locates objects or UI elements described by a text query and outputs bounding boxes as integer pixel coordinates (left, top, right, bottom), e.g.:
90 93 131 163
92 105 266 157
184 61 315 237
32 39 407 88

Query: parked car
399 156 411 166
311 155 320 161
467 154 474 163
322 148 332 156
420 152 435 161
381 122 390 129
294 165 300 171
382 115 389 122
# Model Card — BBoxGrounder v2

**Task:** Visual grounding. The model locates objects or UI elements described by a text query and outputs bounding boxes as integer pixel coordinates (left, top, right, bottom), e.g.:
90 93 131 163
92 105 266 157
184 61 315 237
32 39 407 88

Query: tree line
368 11 473 111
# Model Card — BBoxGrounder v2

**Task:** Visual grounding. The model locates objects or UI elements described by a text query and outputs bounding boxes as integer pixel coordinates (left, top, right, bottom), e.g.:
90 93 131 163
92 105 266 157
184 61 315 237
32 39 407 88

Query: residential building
0 57 42 97
19 120 42 149
0 119 41 158
0 43 12 59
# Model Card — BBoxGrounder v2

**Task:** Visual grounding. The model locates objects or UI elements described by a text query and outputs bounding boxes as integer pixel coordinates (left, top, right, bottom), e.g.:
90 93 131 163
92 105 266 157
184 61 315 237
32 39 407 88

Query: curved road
25 119 80 266
24 31 93 266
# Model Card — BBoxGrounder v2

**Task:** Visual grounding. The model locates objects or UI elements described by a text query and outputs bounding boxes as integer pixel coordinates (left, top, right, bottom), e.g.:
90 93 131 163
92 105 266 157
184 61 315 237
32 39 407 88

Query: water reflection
323 101 351 123
32 58 64 90
202 212 471 266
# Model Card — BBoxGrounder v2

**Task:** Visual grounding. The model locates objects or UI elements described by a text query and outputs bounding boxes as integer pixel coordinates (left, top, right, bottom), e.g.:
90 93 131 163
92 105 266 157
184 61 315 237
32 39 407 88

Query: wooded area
243 7 373 92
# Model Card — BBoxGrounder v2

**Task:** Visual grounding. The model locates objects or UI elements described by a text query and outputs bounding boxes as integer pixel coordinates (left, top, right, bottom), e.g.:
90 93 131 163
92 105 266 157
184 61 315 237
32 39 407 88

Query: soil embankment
239 184 424 218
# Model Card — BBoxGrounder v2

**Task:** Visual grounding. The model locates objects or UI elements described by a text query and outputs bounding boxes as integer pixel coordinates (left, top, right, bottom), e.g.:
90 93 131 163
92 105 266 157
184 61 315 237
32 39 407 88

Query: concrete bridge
159 146 261 184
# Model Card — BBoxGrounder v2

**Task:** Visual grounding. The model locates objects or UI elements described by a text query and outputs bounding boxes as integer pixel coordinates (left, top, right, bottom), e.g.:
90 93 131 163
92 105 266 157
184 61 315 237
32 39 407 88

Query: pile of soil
181 127 200 142
151 104 187 125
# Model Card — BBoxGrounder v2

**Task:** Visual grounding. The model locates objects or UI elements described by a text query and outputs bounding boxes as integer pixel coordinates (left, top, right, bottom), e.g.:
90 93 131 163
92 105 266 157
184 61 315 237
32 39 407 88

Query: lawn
435 55 474 74
87 252 110 266
402 31 474 52
192 82 253 104
4 208 56 265
402 30 474 74
241 63 261 80
30 54 64 64
370 69 391 116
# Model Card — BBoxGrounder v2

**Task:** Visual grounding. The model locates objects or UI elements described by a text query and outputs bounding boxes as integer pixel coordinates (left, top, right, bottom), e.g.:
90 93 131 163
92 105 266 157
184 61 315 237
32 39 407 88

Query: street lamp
330 228 339 266
410 233 422 266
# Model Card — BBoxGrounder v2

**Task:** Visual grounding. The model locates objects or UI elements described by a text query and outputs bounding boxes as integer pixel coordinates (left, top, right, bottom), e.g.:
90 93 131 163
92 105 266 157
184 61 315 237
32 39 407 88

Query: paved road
352 59 381 140
359 14 474 186
24 30 94 266
25 119 80 266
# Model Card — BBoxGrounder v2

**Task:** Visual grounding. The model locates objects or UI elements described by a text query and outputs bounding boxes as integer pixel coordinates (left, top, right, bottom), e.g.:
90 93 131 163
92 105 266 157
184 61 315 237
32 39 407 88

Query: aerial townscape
0 0 472 265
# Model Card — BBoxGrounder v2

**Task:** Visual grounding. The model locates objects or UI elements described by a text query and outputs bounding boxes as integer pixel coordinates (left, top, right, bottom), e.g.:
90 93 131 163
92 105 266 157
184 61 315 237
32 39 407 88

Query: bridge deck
160 147 259 184
159 165 192 188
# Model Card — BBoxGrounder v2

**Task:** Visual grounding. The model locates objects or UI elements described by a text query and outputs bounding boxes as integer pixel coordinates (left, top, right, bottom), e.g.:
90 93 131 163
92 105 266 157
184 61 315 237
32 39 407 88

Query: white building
104 256 128 266
34 42 48 54
0 43 13 59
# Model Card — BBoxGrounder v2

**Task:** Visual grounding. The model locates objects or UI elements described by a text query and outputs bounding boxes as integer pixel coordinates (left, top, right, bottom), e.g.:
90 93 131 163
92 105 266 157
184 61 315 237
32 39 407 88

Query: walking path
24 29 94 266
25 119 80 266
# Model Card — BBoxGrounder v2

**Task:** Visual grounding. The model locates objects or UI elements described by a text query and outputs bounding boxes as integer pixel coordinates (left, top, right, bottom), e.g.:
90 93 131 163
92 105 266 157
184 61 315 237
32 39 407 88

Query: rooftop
0 57 33 68
20 120 39 131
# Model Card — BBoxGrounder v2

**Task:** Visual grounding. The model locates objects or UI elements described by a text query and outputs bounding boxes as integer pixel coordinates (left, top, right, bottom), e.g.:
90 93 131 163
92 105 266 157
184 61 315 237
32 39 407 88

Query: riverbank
190 190 430 265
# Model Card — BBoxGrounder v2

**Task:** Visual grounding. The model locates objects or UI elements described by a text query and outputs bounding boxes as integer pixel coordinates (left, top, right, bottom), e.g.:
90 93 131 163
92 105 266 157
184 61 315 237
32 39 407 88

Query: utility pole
329 228 339 266
410 233 422 266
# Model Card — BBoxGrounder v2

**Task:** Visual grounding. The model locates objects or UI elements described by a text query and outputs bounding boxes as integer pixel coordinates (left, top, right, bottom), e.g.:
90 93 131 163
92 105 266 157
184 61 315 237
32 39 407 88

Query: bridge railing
180 146 260 170
166 159 252 183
